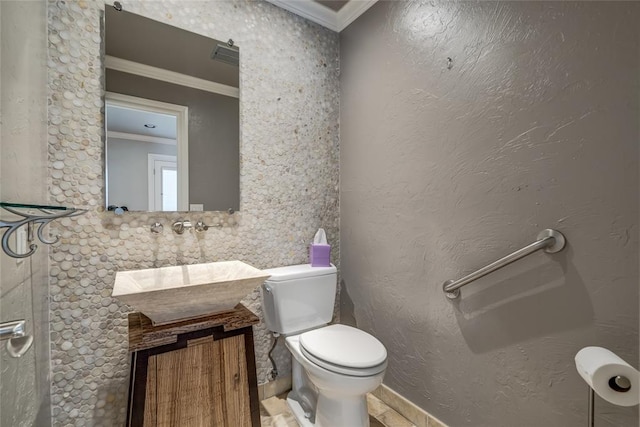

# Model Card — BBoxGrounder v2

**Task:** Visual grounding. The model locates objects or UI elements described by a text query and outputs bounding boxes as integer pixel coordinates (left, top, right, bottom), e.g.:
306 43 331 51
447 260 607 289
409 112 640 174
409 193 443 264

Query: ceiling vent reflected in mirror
212 40 239 67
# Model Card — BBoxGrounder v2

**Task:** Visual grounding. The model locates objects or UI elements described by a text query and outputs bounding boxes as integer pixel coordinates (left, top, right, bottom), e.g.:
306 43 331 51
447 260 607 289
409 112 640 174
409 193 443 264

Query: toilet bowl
260 264 388 427
286 326 387 427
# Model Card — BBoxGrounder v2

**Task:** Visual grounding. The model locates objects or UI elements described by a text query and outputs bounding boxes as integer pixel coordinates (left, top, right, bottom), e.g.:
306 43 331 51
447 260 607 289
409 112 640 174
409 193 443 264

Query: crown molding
266 0 338 31
107 131 177 146
336 0 377 31
105 56 239 99
264 0 377 32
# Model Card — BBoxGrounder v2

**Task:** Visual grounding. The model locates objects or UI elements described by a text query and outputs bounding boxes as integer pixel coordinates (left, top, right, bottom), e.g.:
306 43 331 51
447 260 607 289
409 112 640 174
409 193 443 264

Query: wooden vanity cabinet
126 305 261 427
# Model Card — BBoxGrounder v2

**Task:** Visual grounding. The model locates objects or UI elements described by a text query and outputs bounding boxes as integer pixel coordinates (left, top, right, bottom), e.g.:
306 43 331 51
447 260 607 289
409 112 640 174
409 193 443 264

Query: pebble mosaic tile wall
47 1 339 425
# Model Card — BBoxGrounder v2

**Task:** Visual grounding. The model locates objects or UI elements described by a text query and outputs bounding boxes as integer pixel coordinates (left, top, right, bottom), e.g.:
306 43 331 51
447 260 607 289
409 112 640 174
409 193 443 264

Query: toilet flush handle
263 284 272 293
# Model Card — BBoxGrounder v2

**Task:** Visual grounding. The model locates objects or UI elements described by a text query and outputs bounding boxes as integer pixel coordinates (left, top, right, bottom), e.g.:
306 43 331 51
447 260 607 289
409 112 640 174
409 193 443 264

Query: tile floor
260 392 416 427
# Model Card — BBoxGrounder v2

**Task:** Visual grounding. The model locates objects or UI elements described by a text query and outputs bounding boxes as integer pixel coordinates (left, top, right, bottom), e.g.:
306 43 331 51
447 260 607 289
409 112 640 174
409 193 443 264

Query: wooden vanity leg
244 327 261 427
127 349 150 427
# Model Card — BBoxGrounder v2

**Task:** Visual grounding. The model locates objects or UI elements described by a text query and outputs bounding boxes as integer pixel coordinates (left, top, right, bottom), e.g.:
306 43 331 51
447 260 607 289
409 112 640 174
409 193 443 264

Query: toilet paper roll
575 346 640 407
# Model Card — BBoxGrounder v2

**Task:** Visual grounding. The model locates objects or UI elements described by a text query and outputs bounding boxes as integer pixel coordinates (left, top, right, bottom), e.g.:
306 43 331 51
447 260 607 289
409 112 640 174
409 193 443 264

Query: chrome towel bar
443 229 566 299
0 320 25 341
0 320 33 358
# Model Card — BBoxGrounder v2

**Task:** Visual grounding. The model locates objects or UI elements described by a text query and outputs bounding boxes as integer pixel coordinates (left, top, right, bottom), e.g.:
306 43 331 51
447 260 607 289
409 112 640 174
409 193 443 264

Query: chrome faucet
172 219 222 234
171 219 193 234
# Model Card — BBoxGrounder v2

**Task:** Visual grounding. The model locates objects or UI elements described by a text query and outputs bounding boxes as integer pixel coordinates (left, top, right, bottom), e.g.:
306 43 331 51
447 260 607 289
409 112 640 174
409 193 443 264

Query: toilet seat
299 324 387 377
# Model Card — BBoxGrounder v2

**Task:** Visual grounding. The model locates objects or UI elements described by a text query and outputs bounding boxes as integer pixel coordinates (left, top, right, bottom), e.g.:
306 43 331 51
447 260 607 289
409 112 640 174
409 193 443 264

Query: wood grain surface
141 334 250 426
128 304 259 352
127 304 260 426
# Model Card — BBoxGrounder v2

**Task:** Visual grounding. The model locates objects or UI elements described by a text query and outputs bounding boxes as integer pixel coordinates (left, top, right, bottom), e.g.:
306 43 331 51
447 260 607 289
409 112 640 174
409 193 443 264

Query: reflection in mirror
104 7 240 212
106 93 187 211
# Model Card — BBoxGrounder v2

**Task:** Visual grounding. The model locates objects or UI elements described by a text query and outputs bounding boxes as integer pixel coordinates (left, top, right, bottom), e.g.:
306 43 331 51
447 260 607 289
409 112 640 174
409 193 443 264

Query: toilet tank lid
263 263 336 282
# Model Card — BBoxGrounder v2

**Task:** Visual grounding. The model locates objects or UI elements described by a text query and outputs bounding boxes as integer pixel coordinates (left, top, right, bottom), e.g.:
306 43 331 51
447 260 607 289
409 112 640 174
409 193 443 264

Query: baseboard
258 375 292 401
372 384 448 427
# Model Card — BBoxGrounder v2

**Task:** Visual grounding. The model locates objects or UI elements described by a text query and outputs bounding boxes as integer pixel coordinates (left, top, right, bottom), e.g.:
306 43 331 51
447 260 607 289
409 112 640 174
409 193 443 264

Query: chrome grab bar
442 229 566 299
0 320 26 341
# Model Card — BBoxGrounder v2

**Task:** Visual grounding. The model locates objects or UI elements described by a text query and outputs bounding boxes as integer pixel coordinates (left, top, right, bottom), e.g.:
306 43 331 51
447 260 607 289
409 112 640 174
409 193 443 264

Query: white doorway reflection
148 154 178 211
105 93 188 211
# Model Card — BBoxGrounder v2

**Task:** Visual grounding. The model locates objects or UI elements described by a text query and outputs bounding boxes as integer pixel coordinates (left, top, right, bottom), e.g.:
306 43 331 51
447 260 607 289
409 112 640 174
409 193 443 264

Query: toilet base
316 392 369 427
287 392 370 427
287 394 314 427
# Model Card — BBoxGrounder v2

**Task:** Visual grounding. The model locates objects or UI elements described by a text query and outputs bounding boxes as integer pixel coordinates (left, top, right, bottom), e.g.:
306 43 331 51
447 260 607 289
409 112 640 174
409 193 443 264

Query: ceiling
106 104 177 141
265 0 378 32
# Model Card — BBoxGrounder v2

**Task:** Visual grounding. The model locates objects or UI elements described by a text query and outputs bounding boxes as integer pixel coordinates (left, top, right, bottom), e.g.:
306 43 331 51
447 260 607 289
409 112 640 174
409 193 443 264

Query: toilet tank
261 264 337 335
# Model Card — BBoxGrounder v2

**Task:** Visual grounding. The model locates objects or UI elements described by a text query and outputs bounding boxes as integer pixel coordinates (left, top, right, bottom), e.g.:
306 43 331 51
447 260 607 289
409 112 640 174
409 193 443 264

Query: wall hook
447 57 453 70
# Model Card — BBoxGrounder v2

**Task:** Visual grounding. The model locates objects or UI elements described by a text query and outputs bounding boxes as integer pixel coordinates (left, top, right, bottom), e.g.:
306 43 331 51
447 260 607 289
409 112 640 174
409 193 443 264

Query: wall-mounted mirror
104 7 239 212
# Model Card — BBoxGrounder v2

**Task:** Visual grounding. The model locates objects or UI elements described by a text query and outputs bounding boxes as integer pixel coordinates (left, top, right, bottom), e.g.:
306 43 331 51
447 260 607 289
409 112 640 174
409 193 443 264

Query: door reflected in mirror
106 93 187 211
104 7 239 212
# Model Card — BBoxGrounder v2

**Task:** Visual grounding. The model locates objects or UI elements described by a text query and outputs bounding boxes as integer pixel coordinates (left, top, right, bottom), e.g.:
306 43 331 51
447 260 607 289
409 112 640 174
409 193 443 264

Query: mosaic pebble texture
47 1 339 425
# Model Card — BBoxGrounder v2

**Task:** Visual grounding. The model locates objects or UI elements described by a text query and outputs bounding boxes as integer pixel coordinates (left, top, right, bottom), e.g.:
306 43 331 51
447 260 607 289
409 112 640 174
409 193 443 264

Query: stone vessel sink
112 261 270 325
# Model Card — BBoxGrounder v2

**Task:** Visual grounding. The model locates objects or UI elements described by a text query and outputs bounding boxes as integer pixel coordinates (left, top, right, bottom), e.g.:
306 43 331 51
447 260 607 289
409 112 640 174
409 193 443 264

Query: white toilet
261 264 387 427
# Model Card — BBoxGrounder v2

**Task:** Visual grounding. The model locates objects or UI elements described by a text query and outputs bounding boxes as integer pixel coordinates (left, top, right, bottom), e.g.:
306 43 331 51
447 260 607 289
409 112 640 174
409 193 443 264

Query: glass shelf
0 202 88 258
0 202 74 211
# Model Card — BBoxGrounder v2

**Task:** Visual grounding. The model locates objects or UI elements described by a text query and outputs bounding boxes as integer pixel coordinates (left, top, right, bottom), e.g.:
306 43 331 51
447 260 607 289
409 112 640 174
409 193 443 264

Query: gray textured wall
47 1 339 425
340 2 639 426
0 1 51 426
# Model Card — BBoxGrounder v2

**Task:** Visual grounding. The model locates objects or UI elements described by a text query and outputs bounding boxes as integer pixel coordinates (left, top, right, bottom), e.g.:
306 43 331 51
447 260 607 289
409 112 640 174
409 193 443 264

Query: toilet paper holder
586 375 632 427
575 346 639 427
608 375 631 393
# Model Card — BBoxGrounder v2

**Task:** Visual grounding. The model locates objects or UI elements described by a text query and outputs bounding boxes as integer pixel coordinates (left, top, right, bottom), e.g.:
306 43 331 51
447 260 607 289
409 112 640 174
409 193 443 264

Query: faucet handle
194 221 209 232
193 220 224 232
150 222 163 234
172 219 193 234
